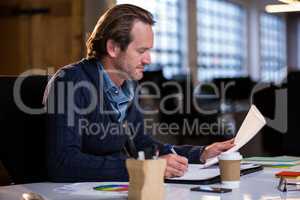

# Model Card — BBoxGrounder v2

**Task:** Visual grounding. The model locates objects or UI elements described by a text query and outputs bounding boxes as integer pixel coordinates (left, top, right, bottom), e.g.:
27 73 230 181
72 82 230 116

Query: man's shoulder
53 58 97 81
43 58 98 104
59 58 90 76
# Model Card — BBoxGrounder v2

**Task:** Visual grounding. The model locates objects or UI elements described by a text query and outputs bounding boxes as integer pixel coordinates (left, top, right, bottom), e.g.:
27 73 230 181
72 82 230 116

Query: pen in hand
161 144 189 177
170 145 178 155
165 144 178 155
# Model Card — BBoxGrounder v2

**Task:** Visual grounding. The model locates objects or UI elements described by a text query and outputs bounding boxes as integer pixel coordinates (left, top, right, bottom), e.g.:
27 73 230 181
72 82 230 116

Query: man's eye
138 49 146 54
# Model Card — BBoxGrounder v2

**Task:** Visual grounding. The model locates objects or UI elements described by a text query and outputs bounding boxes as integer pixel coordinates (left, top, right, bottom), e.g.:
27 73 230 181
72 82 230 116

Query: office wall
0 0 84 75
287 13 300 70
83 0 297 79
83 0 116 56
84 0 115 38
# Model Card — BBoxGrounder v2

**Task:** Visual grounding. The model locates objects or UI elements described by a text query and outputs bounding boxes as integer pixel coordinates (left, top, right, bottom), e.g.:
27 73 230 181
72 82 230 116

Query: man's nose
142 52 151 65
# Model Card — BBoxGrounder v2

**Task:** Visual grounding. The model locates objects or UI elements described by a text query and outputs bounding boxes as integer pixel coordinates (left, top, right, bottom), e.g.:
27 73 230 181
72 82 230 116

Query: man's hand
200 138 235 162
160 154 188 178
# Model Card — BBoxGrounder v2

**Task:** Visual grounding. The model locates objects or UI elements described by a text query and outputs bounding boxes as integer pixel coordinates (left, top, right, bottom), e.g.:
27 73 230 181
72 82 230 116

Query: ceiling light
266 3 300 13
278 0 299 4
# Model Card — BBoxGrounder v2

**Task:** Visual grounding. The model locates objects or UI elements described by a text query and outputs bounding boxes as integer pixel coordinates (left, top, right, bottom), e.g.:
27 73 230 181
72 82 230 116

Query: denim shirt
97 61 134 122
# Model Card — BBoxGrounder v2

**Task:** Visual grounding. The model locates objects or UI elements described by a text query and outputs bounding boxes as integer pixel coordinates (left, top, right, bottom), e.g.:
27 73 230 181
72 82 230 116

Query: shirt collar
97 61 134 103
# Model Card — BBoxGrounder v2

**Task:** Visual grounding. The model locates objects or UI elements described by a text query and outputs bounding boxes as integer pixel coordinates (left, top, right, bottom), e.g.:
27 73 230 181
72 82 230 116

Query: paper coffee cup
218 152 242 188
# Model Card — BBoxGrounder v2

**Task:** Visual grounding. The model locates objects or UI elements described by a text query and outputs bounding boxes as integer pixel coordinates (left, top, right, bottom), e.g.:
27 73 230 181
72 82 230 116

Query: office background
0 0 299 185
1 0 299 79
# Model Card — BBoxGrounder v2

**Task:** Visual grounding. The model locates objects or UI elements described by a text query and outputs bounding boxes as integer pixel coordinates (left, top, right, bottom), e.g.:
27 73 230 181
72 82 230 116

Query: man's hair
86 4 155 60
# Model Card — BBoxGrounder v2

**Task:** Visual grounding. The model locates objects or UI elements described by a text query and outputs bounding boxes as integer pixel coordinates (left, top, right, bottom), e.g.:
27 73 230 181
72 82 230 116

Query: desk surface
1 168 299 200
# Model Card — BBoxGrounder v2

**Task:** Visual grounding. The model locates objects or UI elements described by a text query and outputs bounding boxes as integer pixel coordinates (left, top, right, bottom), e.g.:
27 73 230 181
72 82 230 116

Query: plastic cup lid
218 152 242 161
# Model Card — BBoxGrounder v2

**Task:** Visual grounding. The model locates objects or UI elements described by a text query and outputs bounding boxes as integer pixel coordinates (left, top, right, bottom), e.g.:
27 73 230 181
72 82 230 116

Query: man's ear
106 39 121 58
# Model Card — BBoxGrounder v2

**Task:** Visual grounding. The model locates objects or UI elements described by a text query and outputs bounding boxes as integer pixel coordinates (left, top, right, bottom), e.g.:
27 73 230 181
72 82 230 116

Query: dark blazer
44 58 205 182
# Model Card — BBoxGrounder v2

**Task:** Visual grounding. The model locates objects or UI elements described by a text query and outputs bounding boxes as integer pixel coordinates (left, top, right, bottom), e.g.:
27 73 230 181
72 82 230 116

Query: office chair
0 75 48 184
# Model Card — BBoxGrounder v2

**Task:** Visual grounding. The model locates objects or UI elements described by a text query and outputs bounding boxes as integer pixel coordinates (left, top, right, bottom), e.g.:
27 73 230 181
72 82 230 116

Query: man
44 4 234 182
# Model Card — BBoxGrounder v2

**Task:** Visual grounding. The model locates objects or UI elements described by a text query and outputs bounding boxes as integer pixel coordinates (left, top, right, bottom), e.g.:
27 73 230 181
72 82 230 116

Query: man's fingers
165 171 172 178
175 155 188 166
176 156 188 171
228 138 235 143
202 139 236 160
211 149 222 157
222 138 235 145
220 140 235 150
165 166 185 177
223 142 234 149
160 154 188 176
227 142 235 149
168 156 188 172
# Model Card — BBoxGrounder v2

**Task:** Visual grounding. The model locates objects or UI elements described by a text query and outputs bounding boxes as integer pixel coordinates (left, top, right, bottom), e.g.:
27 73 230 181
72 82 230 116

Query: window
260 13 287 83
197 0 247 81
116 0 184 79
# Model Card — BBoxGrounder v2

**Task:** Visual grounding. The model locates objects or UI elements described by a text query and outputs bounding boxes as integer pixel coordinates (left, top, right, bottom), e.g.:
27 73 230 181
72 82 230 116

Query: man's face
114 21 153 81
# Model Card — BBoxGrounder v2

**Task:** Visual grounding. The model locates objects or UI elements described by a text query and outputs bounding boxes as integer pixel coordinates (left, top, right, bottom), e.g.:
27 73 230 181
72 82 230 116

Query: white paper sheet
169 164 219 180
168 164 259 181
202 105 266 168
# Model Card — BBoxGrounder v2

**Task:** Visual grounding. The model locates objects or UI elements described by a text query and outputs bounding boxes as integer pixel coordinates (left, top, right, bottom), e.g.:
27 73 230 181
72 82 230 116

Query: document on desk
203 105 266 168
169 164 219 180
243 156 300 166
169 163 259 181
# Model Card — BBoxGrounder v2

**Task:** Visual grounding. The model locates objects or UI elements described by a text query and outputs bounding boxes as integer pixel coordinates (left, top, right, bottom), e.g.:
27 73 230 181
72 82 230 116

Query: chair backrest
252 72 300 156
0 160 10 186
212 77 254 100
0 75 48 184
252 83 284 156
284 71 300 156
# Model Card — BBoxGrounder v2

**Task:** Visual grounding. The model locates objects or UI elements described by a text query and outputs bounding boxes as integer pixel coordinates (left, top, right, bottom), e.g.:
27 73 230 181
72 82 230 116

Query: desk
1 168 299 200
